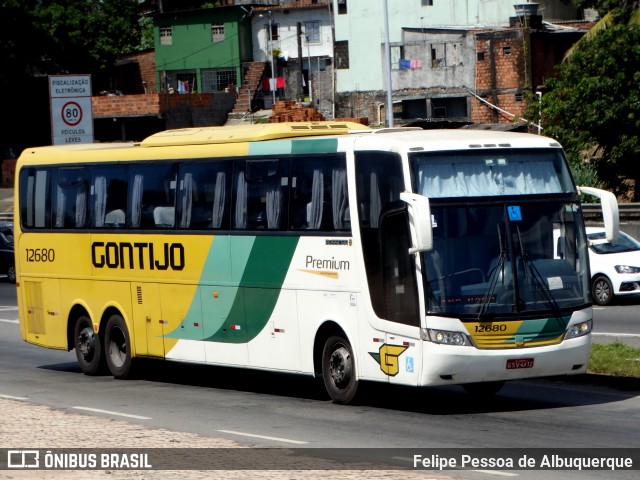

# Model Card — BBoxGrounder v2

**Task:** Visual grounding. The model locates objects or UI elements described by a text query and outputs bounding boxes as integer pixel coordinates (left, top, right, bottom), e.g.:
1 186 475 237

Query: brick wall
92 94 161 118
115 50 156 93
473 31 528 125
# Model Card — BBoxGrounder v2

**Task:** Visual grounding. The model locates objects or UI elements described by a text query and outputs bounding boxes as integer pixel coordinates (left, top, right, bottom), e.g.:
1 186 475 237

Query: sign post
49 75 94 145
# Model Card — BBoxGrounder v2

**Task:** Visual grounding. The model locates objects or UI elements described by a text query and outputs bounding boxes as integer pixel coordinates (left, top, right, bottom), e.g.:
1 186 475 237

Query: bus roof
346 128 562 152
139 121 370 147
17 125 563 167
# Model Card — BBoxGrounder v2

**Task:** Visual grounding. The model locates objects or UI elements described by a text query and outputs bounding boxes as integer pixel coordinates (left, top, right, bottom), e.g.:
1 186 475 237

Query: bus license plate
506 358 534 369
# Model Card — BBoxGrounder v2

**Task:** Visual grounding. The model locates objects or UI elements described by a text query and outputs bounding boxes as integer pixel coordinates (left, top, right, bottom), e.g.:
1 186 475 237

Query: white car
586 227 640 306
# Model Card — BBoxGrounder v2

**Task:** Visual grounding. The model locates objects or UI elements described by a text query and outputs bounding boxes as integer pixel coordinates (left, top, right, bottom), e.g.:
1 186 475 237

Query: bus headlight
422 328 470 346
564 320 592 339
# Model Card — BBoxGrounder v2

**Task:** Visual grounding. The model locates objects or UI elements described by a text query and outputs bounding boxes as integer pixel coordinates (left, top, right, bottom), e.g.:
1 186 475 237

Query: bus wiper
477 223 506 320
516 227 562 319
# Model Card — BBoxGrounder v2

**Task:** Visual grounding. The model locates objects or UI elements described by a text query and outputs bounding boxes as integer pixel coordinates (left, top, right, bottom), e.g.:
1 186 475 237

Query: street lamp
260 11 277 108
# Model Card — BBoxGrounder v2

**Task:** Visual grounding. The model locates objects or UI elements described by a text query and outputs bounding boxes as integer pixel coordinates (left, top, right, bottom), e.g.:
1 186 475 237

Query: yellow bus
15 122 618 403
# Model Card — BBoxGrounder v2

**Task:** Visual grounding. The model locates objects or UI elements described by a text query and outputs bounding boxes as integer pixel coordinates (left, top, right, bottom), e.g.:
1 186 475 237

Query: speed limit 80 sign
49 75 94 145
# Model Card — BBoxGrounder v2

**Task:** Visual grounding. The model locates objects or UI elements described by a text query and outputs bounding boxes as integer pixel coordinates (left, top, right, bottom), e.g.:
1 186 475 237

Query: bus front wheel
104 314 134 379
74 315 105 375
322 335 358 404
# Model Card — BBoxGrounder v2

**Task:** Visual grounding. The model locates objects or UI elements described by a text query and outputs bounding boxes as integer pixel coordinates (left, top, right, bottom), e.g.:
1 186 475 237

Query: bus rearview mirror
400 192 433 253
578 186 619 243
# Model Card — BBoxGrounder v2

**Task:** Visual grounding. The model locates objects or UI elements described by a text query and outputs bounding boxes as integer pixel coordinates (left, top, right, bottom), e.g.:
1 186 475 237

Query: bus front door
379 209 423 386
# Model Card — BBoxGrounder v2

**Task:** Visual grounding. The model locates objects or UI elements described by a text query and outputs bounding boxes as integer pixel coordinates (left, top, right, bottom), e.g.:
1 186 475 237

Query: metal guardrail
582 203 640 215
0 212 12 223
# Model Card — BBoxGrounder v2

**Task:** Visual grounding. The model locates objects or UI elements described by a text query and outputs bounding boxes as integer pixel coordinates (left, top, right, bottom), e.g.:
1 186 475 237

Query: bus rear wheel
322 335 358 404
104 314 134 379
74 315 105 375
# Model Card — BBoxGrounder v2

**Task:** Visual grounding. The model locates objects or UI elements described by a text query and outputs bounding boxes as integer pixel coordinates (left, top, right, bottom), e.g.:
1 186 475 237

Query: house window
338 0 347 15
390 46 404 70
201 68 238 93
270 23 279 41
421 0 433 5
477 51 485 61
159 26 172 46
335 40 350 69
304 21 321 44
503 45 512 55
431 97 468 119
430 42 463 67
211 23 225 43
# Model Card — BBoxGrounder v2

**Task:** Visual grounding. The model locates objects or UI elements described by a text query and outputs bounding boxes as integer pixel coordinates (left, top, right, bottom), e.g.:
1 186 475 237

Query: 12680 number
26 248 56 262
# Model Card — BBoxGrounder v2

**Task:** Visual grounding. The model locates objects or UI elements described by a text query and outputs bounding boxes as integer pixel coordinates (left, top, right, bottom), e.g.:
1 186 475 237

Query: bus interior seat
104 209 125 226
154 206 175 227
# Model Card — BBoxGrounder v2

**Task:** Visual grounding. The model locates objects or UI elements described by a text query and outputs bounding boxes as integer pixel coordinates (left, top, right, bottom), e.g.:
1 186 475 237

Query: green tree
539 8 640 200
31 0 143 90
0 0 148 155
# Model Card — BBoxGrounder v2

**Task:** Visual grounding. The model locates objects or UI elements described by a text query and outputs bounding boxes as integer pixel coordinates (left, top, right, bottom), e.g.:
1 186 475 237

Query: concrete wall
251 7 333 63
332 0 580 93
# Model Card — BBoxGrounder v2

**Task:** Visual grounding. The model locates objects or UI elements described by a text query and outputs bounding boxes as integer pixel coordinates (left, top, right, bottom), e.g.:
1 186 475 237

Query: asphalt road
1 281 639 480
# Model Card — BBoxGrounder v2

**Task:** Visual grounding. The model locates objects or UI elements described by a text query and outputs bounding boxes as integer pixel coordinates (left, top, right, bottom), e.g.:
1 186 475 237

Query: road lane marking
471 470 519 477
0 394 29 400
392 457 519 476
0 318 18 324
592 332 640 337
217 429 307 445
72 406 151 420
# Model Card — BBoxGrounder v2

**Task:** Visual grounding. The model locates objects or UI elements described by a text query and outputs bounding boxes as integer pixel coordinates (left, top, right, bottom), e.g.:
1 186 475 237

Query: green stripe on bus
508 316 571 344
292 138 338 154
167 235 299 343
248 140 292 156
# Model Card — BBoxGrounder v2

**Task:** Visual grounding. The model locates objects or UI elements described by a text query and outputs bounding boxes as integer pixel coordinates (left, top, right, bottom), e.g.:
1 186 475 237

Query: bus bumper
419 334 591 386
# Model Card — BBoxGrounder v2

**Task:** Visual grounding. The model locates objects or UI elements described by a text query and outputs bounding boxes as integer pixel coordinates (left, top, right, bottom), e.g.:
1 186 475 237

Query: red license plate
506 358 534 369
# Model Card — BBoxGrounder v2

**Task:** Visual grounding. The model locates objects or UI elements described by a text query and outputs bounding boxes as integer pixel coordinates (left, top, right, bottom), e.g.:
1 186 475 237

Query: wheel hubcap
329 346 352 388
595 282 610 303
78 327 95 360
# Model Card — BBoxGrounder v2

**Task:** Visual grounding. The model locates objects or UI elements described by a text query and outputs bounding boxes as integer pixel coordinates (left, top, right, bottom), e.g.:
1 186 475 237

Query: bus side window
19 168 52 229
178 160 231 230
92 167 128 228
129 164 177 229
233 158 290 230
290 161 318 230
53 168 88 229
290 155 346 231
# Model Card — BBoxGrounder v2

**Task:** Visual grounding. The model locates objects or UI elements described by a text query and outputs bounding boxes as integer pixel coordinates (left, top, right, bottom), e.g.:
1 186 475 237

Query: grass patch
589 342 640 377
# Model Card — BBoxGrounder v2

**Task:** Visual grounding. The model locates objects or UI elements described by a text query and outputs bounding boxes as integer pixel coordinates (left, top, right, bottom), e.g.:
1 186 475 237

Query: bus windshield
411 148 575 198
410 150 589 320
419 202 589 319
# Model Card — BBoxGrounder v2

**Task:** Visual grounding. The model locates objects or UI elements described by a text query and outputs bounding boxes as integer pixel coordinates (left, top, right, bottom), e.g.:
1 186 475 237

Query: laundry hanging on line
262 77 285 91
398 59 422 69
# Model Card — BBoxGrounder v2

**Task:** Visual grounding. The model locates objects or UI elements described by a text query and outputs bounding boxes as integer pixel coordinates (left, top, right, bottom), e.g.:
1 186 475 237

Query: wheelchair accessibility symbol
508 206 522 221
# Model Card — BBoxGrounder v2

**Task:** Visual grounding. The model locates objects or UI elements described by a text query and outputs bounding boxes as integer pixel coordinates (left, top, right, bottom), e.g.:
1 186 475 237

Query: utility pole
382 0 394 127
262 11 276 107
297 22 304 102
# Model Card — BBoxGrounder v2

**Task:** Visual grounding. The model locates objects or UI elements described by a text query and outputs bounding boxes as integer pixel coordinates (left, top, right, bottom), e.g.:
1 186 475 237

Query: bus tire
104 314 134 379
322 335 358 404
74 315 106 375
462 380 505 397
